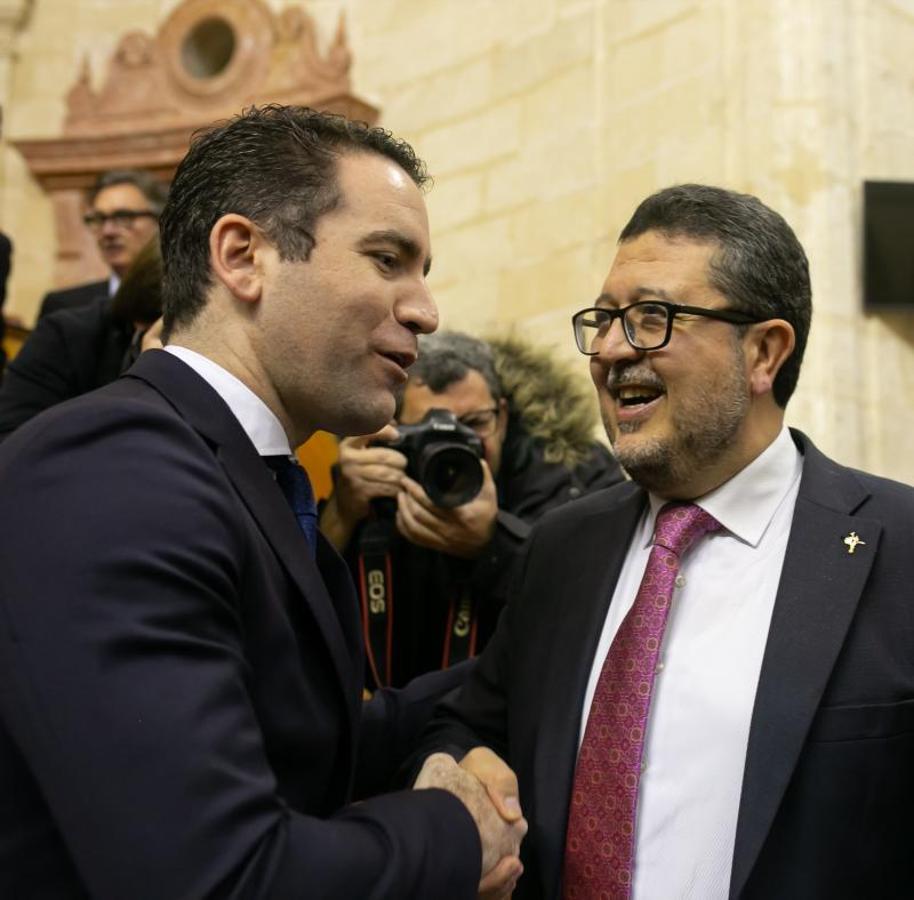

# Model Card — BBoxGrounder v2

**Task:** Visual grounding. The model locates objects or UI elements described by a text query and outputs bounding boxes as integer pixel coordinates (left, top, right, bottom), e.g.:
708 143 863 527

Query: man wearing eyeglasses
423 184 914 898
37 169 166 319
321 330 622 687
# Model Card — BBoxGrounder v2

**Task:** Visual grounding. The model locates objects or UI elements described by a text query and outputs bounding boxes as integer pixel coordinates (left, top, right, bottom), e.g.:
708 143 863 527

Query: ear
208 214 269 305
744 319 795 398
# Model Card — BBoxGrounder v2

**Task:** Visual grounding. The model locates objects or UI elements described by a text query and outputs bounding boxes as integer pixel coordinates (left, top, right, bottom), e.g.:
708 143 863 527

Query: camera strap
356 517 395 689
442 585 477 667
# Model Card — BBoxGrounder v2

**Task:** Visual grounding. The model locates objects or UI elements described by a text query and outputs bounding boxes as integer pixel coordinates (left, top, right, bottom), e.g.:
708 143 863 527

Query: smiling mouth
613 385 664 408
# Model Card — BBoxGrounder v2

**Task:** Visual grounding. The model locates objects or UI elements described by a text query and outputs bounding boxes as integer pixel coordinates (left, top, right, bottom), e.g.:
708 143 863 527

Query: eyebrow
359 229 433 276
595 286 677 307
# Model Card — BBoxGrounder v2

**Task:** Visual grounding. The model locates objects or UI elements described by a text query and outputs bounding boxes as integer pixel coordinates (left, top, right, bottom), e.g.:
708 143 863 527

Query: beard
607 344 751 496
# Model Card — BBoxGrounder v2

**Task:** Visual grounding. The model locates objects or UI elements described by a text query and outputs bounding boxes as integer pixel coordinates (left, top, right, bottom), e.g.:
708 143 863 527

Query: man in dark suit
424 184 914 899
38 168 166 320
0 239 162 441
0 106 526 898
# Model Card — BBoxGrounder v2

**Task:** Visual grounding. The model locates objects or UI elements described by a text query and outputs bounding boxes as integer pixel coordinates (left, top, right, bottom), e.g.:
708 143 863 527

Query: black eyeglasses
572 300 765 355
82 209 158 231
457 407 500 438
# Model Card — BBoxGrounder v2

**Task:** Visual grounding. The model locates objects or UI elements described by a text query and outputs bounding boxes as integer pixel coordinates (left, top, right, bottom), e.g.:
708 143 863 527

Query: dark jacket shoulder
0 297 132 442
38 279 108 320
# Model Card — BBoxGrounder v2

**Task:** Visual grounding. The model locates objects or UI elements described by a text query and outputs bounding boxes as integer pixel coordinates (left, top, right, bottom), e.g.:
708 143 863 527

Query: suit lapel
217 440 361 692
730 432 880 898
125 351 359 722
533 485 647 897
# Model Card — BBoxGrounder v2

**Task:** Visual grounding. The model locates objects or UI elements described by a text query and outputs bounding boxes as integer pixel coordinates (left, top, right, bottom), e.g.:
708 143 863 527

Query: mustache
605 364 666 393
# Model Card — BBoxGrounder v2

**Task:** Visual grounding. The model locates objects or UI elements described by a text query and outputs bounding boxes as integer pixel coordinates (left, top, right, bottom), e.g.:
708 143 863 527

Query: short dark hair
89 169 169 215
407 332 502 407
159 104 430 338
619 184 811 407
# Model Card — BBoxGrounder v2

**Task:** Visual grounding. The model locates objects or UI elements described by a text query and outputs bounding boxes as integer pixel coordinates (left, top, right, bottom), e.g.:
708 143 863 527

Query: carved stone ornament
12 0 378 286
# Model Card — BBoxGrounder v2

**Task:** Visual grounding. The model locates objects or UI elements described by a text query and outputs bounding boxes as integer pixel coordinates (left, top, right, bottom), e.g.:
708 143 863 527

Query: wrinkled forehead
600 231 721 305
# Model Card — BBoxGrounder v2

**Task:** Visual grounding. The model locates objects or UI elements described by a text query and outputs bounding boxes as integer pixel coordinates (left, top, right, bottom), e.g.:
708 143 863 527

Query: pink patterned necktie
563 502 721 900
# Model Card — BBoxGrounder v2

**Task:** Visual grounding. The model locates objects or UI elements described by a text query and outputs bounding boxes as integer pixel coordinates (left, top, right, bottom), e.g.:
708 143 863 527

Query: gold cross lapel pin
843 531 866 554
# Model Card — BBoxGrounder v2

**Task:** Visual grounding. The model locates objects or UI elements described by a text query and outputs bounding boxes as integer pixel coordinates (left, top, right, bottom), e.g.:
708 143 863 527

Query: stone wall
2 0 913 481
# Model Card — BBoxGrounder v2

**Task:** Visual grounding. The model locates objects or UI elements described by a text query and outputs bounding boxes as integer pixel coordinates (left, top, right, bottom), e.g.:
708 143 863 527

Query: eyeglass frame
571 299 767 355
456 406 501 438
82 209 158 231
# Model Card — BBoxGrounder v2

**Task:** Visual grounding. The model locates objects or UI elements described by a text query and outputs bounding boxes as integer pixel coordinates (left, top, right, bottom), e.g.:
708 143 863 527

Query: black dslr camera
383 409 484 508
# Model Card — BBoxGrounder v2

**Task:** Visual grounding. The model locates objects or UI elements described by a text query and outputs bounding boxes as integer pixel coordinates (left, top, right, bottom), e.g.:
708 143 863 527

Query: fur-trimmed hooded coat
347 337 624 687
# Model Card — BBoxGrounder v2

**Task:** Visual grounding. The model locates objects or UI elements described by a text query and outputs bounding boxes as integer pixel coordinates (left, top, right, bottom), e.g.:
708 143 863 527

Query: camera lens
416 443 484 508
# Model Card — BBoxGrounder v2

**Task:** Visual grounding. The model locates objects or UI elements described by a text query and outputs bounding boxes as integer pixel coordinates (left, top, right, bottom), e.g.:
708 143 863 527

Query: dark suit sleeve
0 401 480 899
0 313 91 441
356 660 474 796
468 443 623 612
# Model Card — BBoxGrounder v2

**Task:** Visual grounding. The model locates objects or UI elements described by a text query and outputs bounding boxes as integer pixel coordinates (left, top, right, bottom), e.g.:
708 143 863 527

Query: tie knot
652 502 721 557
264 455 315 518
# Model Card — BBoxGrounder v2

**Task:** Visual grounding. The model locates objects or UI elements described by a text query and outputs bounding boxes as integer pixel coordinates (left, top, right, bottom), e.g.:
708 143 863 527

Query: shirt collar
163 345 292 456
108 273 121 297
645 426 803 548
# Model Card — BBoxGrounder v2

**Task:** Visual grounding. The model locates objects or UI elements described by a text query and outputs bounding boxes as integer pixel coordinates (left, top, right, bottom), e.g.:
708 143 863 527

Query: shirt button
655 661 665 673
675 574 686 588
640 761 648 774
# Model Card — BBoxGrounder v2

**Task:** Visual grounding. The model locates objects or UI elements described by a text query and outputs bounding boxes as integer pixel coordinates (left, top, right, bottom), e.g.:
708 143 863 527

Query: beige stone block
599 71 724 178
600 0 701 45
381 56 493 135
417 101 521 177
485 122 598 215
519 63 594 139
605 9 712 110
507 188 602 270
431 272 502 335
497 243 598 324
425 170 485 232
491 10 593 99
429 215 513 287
359 1 502 86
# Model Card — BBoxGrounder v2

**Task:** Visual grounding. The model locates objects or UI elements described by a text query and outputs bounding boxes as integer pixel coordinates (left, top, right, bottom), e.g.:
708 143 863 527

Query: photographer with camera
320 331 623 687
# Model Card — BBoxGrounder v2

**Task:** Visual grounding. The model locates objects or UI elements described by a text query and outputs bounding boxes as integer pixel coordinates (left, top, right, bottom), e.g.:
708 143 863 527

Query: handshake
414 747 528 898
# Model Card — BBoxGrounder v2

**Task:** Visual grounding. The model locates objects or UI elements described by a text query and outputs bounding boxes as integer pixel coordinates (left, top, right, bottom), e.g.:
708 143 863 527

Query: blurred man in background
38 168 166 319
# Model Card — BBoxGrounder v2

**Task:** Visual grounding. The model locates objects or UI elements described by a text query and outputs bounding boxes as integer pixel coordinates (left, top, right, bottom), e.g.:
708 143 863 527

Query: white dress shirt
579 426 803 899
164 345 291 456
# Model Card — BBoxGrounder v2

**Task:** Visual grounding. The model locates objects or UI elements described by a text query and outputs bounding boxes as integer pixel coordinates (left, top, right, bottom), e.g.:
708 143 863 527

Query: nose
594 315 641 366
99 216 119 238
396 281 439 335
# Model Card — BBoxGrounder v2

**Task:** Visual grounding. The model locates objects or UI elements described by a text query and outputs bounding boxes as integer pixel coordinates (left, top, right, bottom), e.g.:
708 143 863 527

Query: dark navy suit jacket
0 350 479 899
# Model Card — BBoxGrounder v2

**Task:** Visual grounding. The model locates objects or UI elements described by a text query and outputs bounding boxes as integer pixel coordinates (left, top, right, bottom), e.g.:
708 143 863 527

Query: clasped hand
414 747 527 898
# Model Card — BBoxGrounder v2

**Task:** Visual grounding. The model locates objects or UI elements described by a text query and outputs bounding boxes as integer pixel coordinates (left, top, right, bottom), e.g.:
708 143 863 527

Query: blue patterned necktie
264 455 318 557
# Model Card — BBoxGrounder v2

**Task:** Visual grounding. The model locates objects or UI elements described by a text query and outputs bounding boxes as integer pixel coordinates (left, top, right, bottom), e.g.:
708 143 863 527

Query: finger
399 475 449 515
463 748 524 824
342 446 409 470
355 463 409 488
370 422 401 444
395 494 444 547
478 855 523 898
338 433 378 451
